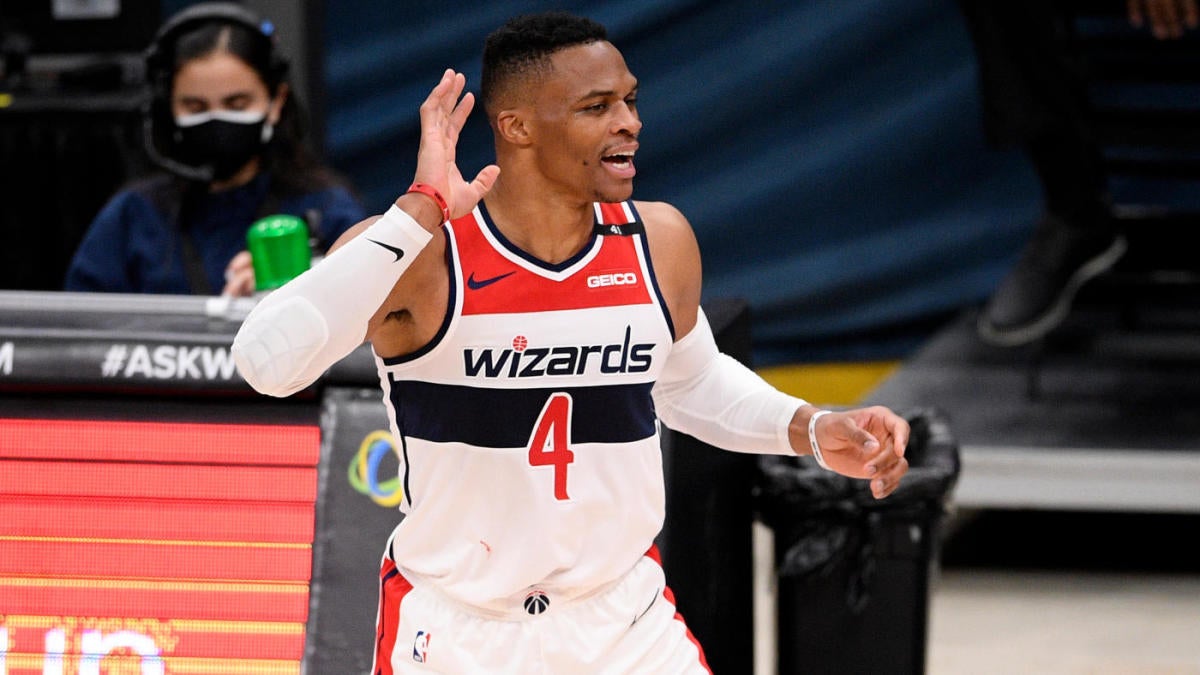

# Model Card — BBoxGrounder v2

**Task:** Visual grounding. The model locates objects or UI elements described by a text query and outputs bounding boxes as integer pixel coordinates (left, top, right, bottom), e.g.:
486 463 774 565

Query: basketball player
233 12 910 673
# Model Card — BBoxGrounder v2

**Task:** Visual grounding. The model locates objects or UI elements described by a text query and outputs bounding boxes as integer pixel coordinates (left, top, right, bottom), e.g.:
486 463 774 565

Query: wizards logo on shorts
412 630 431 663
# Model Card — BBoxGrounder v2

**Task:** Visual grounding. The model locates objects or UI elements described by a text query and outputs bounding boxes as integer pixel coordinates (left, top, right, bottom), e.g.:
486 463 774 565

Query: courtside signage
0 337 247 390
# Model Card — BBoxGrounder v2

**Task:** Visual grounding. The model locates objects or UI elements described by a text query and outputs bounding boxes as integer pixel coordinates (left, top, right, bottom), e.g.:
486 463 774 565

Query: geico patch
586 272 637 288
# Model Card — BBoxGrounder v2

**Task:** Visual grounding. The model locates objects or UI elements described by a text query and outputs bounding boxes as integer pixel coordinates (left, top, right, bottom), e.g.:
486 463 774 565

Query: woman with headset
64 2 365 296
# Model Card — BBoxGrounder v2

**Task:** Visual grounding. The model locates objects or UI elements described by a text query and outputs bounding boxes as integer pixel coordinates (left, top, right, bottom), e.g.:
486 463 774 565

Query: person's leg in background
958 0 1125 347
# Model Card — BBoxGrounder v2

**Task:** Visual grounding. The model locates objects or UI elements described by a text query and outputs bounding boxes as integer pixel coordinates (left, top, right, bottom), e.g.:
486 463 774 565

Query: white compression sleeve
232 205 433 397
652 308 806 455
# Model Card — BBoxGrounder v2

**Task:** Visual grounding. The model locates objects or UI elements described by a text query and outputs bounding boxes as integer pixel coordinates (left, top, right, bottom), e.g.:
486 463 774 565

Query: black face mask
173 110 272 181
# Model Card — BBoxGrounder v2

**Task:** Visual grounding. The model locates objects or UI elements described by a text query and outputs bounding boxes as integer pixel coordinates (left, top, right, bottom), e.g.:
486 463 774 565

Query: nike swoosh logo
368 239 405 262
467 271 515 290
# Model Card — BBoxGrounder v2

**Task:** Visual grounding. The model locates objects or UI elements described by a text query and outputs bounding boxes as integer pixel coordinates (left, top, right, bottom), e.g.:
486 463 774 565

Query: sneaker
978 216 1127 347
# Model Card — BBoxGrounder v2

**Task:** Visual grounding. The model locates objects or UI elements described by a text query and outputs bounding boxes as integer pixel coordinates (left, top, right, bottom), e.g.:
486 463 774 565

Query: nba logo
412 630 431 663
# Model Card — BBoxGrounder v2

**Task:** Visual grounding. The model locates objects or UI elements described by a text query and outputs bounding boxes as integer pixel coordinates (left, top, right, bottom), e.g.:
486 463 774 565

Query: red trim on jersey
374 557 415 675
645 545 713 673
598 201 630 224
454 205 653 315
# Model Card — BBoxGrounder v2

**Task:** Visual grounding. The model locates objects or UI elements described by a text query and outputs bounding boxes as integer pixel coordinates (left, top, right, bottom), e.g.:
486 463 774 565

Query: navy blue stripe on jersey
399 432 413 507
386 376 657 446
624 203 675 341
638 230 674 341
380 228 458 367
478 201 600 274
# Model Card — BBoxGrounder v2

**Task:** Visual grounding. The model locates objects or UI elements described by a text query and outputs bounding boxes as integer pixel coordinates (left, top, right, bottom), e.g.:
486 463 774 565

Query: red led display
0 418 321 674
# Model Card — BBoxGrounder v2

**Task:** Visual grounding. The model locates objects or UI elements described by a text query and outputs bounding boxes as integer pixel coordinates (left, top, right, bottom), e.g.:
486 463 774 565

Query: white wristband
808 409 832 470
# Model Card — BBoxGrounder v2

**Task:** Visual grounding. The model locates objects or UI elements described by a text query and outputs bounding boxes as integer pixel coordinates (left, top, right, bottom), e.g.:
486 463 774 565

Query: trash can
755 408 960 675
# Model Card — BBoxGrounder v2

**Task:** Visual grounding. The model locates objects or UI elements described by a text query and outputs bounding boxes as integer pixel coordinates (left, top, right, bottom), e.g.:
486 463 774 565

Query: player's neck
484 179 595 265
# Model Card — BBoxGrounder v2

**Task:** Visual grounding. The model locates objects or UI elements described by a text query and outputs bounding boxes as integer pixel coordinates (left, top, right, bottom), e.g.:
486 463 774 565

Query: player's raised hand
413 69 500 220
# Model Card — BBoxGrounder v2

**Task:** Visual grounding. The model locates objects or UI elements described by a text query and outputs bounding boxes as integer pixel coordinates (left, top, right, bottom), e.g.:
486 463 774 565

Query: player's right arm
639 200 909 498
231 69 499 397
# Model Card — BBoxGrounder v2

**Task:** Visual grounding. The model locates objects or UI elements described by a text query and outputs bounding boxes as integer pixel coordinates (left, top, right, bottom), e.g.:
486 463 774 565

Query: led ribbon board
0 418 321 674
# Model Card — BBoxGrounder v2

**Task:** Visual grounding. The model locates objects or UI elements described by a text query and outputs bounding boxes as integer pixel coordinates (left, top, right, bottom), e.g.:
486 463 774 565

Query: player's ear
495 109 532 147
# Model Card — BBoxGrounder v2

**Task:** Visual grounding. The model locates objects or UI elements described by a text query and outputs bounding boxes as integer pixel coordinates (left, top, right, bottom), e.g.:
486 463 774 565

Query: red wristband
407 182 450 223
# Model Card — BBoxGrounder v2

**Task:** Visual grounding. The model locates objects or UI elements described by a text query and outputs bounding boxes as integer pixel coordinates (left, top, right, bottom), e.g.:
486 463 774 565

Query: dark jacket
64 172 365 294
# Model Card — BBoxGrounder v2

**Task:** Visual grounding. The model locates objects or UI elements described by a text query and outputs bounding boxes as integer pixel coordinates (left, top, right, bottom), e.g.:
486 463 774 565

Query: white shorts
371 547 711 674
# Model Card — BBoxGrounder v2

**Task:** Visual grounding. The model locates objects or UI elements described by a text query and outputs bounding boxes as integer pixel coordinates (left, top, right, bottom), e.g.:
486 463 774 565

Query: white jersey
375 200 676 614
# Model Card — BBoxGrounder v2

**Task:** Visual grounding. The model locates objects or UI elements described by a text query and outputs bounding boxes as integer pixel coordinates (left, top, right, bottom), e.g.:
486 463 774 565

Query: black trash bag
754 408 961 612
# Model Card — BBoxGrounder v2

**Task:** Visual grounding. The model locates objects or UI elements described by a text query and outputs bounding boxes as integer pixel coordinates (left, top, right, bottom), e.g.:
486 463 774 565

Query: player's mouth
601 146 637 179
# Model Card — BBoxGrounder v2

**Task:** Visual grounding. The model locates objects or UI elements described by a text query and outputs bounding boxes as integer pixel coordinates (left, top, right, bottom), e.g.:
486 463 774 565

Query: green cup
246 214 311 291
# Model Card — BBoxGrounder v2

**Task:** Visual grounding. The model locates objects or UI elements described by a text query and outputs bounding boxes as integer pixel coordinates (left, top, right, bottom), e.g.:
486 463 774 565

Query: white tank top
375 201 676 614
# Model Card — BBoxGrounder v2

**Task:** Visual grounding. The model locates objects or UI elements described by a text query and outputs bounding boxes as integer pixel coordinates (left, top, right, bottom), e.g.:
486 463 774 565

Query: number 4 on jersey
528 393 575 500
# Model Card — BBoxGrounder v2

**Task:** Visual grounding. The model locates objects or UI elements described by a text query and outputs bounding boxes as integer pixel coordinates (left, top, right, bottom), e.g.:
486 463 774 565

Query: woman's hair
168 18 338 195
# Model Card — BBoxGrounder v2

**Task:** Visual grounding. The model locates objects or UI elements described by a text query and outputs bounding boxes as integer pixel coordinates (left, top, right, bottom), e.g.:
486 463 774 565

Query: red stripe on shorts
373 557 414 675
645 545 713 674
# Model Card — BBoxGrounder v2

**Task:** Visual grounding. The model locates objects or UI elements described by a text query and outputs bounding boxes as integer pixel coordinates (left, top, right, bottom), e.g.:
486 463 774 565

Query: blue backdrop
177 0 1045 363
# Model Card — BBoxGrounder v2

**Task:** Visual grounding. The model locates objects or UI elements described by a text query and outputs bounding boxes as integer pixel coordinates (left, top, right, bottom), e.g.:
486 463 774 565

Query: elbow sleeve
232 296 335 397
232 205 432 396
652 308 804 455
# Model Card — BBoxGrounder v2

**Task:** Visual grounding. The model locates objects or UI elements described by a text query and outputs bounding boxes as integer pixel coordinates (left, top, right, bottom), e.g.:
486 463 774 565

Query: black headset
142 2 289 181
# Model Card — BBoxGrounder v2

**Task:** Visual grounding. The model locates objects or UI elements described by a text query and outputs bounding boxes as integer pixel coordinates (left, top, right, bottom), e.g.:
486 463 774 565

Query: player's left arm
639 201 909 499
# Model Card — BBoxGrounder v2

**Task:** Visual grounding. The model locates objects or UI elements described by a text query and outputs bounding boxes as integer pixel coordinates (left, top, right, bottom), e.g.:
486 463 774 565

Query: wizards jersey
375 200 677 614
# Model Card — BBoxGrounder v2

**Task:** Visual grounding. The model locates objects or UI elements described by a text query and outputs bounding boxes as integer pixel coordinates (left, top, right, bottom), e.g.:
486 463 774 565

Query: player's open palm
414 69 500 220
